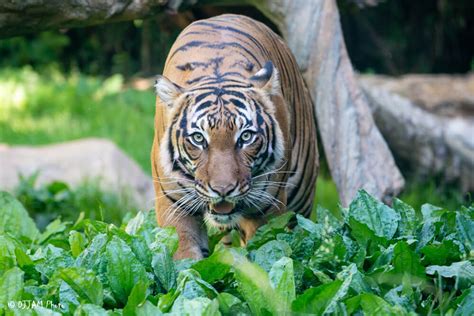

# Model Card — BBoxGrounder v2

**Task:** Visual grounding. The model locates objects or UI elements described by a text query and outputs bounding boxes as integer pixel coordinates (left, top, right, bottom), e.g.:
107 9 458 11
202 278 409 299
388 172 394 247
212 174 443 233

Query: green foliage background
0 190 472 315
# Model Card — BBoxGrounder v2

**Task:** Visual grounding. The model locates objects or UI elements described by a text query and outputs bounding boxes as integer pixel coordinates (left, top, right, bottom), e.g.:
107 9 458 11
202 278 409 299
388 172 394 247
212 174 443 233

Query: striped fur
152 14 319 259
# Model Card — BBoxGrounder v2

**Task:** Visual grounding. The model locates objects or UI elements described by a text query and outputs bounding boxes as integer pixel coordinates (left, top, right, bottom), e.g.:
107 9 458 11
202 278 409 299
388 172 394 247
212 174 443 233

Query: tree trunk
254 0 405 206
360 73 474 192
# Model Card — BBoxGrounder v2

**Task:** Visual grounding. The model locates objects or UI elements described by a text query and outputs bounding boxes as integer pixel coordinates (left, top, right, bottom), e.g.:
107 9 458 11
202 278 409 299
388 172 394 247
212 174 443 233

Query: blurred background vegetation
0 0 472 224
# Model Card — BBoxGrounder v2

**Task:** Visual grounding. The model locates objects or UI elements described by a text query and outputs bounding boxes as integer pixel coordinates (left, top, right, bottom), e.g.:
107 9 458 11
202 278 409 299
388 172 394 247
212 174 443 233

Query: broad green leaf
346 293 406 316
325 264 354 313
348 190 400 241
393 198 417 237
123 280 149 316
125 210 148 235
253 240 292 272
296 214 323 237
246 212 295 250
456 210 474 252
34 244 74 279
55 267 103 306
129 235 152 271
14 246 39 281
176 269 218 300
426 261 474 290
106 225 152 271
216 293 244 315
0 235 17 276
454 286 474 316
384 285 417 313
136 211 160 246
169 296 220 316
75 233 108 284
151 244 176 292
150 227 179 256
69 231 86 258
233 260 283 315
310 234 347 269
82 219 109 240
418 204 444 248
207 248 284 315
316 205 343 232
421 239 461 265
192 246 233 283
136 300 163 316
393 241 426 286
269 257 295 311
0 191 39 241
59 281 80 313
176 258 199 273
158 290 180 313
106 236 148 304
337 263 372 294
74 303 109 316
38 218 69 244
34 306 63 315
369 244 395 273
0 267 24 309
292 280 343 314
75 233 107 267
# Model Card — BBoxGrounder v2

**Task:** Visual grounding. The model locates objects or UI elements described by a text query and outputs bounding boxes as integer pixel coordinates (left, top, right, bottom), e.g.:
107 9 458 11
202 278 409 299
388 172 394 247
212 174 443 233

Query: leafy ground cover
14 174 136 230
0 189 472 315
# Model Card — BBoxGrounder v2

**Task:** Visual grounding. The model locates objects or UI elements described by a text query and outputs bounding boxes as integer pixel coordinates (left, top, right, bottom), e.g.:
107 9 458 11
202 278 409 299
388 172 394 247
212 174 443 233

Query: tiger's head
155 61 286 228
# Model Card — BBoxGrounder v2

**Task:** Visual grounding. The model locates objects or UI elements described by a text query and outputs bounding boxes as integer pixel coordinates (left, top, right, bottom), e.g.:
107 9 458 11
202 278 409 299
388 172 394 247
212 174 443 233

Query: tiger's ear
249 61 280 96
154 75 184 108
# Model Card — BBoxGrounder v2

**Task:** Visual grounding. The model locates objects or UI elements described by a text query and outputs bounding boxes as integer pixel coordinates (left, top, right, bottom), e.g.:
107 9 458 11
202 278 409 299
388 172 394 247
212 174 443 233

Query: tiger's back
152 14 318 258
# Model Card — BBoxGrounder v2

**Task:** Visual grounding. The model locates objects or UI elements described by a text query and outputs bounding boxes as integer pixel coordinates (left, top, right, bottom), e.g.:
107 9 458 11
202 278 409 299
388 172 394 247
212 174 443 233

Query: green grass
0 67 468 219
0 66 156 173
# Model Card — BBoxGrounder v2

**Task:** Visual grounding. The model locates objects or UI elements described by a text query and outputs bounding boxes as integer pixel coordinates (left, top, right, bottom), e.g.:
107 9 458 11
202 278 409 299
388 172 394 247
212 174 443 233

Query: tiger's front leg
156 201 209 259
173 215 209 259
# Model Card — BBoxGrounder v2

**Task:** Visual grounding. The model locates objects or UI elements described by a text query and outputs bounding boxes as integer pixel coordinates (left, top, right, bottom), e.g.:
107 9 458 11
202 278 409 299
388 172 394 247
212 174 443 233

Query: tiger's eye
240 131 253 143
191 133 205 144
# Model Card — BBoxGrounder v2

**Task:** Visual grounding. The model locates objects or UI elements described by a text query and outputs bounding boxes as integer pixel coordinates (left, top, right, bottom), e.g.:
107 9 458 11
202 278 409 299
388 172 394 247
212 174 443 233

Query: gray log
0 0 175 38
0 138 155 210
360 74 474 192
255 0 405 206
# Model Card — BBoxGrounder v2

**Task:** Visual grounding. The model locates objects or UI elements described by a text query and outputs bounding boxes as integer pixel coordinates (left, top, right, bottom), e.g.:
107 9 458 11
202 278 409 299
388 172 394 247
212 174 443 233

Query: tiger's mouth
206 200 241 227
209 200 235 214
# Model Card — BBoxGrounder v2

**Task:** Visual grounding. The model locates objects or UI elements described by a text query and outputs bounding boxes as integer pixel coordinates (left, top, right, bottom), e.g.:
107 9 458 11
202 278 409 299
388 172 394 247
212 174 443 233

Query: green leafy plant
0 189 472 315
14 173 136 230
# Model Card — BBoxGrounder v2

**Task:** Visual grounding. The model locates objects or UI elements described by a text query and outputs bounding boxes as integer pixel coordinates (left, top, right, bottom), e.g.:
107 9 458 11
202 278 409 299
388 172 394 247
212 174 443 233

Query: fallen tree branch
256 0 405 205
0 0 174 38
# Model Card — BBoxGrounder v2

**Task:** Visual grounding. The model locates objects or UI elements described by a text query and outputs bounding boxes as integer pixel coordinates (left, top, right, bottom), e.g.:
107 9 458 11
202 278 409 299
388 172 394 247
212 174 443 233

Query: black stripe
192 21 268 59
195 100 213 113
195 91 214 103
170 40 207 59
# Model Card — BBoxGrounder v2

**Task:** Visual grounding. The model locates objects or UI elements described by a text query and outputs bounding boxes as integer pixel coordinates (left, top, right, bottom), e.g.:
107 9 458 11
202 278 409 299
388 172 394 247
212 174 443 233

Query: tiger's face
155 62 285 228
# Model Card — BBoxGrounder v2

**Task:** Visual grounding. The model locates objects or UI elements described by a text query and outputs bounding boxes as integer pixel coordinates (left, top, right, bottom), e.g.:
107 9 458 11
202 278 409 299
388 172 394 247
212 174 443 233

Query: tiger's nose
209 182 237 197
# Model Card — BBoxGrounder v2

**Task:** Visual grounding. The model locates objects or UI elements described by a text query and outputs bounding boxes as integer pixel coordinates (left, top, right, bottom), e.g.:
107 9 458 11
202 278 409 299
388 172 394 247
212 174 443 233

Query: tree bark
360 74 474 192
254 0 405 206
0 0 181 39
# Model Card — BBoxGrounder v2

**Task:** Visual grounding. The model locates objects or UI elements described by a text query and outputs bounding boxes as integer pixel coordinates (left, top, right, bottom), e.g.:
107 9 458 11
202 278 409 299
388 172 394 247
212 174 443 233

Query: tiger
152 14 319 259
